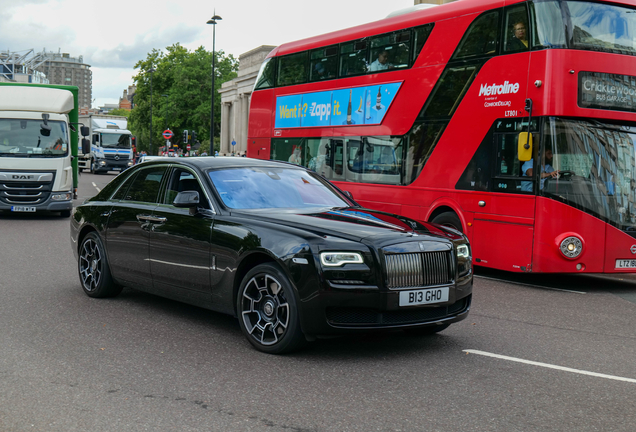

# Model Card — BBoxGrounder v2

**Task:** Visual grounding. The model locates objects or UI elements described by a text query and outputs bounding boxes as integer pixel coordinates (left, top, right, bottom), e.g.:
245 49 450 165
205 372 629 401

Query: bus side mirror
518 132 533 161
82 138 90 154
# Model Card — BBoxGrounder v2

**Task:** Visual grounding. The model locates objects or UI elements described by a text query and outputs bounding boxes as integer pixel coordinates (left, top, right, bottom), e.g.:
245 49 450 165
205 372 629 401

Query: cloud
88 25 205 69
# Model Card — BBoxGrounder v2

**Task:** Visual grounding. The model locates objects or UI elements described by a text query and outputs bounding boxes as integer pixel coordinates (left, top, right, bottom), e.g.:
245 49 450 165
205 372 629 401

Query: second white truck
78 114 134 173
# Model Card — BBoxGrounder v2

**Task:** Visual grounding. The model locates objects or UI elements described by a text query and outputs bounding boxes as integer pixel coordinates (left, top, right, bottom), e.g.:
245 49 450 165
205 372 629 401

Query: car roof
140 156 304 171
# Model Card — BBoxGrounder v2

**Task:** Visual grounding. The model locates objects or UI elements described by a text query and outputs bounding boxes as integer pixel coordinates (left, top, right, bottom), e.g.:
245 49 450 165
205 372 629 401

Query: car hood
230 207 463 244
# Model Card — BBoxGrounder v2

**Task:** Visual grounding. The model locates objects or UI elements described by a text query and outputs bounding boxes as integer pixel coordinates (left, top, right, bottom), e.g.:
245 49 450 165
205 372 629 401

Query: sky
0 0 415 108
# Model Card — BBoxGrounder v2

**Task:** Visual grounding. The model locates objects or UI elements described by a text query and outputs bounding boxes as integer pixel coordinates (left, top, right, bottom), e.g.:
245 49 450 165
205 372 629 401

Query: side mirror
80 126 90 137
173 191 199 208
518 132 533 162
82 138 90 154
92 135 98 144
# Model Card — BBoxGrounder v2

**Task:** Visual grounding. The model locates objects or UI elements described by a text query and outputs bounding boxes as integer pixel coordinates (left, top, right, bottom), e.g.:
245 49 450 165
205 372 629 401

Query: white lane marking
92 182 101 192
475 275 587 294
464 349 636 384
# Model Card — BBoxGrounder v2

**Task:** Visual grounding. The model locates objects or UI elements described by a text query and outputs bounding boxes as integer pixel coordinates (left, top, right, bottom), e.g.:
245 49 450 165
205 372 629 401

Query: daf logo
114 155 120 161
631 245 636 255
12 175 34 180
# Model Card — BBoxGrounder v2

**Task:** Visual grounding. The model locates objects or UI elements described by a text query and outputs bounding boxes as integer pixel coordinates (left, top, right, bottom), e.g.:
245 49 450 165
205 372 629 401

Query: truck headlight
51 192 72 201
320 252 363 267
99 160 106 166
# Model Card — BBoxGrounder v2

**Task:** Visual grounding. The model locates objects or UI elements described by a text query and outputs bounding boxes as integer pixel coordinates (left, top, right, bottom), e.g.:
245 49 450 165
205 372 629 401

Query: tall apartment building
34 50 93 109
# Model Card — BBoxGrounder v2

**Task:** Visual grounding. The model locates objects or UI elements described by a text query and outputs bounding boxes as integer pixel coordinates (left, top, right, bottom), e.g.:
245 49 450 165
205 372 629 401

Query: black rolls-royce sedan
71 157 472 353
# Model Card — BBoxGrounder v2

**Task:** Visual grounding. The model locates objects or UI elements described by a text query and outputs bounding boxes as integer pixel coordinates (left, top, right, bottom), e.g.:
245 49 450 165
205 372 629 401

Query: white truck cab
0 85 78 217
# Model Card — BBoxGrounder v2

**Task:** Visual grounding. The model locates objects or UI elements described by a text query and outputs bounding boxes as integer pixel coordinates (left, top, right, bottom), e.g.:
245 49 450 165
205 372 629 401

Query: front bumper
297 275 473 336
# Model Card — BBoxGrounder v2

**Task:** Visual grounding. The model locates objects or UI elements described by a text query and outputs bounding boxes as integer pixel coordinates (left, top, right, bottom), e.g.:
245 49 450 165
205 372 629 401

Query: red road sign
186 144 191 150
162 129 173 139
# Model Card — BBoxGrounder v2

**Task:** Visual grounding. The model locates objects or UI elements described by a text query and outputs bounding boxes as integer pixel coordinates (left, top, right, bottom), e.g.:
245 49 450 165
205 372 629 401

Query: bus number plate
11 206 36 212
399 287 449 307
615 259 636 269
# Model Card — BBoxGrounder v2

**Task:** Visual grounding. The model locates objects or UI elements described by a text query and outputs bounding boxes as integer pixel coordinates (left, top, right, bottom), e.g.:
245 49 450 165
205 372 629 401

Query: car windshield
0 118 69 157
541 117 636 231
208 167 350 209
101 133 131 149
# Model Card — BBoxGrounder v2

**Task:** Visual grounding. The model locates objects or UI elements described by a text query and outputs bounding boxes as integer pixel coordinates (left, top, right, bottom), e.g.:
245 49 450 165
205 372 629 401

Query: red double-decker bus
247 0 636 274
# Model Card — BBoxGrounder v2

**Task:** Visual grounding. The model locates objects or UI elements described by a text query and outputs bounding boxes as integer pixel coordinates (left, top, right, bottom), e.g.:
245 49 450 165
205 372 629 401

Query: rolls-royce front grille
385 251 452 289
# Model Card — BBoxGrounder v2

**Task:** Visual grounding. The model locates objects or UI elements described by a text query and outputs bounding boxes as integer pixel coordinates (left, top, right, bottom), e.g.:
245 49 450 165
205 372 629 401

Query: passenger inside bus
369 50 392 71
508 21 529 51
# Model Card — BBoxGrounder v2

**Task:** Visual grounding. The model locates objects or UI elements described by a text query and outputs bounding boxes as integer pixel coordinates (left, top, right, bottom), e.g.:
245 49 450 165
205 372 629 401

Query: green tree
107 108 131 118
129 43 238 155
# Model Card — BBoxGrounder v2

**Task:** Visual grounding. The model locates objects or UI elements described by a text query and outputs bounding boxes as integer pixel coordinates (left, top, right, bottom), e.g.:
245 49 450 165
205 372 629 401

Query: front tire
237 263 306 354
431 212 463 232
78 232 122 298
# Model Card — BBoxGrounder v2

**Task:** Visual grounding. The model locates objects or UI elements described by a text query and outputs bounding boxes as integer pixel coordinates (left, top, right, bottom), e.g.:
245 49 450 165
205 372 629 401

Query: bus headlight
320 252 363 267
560 236 583 259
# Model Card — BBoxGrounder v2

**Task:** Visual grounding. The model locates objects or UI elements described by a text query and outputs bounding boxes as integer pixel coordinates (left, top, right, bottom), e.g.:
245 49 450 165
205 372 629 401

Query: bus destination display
579 71 636 113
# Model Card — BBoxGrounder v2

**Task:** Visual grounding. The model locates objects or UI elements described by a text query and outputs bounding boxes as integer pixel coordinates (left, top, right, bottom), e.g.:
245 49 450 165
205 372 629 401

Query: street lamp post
207 12 222 154
149 67 156 155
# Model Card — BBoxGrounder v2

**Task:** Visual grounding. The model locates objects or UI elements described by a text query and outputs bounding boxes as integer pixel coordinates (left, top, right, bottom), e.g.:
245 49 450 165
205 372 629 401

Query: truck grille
0 172 55 205
385 251 452 289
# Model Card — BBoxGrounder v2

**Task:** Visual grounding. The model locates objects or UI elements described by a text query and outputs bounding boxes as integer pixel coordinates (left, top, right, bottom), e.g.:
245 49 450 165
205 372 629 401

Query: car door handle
136 215 167 224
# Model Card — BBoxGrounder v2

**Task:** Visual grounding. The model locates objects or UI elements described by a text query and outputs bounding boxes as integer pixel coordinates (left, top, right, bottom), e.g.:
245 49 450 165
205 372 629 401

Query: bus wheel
431 212 462 232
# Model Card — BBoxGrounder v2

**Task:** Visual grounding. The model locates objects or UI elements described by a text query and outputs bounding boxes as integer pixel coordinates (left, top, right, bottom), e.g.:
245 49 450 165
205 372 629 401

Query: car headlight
320 252 364 267
457 244 470 258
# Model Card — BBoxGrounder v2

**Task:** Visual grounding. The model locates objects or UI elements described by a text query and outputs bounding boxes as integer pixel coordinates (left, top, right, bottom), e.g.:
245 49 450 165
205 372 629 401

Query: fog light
100 160 106 166
560 236 583 259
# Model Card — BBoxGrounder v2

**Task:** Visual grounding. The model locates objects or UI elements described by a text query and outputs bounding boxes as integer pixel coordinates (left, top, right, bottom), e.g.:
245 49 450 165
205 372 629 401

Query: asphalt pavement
0 171 635 431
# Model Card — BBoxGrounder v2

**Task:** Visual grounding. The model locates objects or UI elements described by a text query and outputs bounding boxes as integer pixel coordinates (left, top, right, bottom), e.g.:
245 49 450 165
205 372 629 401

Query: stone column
220 102 230 154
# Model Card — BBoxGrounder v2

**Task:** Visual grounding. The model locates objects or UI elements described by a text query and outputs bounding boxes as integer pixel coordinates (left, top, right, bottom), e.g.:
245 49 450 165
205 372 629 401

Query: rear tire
78 232 122 298
431 212 463 233
237 263 306 354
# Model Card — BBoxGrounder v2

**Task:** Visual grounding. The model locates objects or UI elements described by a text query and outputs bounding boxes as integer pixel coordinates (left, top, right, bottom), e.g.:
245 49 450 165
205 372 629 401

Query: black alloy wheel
78 232 122 298
237 263 306 354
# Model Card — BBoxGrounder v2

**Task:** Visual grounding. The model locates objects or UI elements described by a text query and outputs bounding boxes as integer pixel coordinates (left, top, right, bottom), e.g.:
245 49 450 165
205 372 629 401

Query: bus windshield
101 133 131 149
542 118 636 231
0 119 68 157
533 1 636 54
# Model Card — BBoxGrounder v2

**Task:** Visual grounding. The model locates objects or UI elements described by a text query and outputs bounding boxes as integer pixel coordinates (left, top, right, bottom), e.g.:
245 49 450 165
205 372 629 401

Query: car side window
163 168 209 209
123 166 168 203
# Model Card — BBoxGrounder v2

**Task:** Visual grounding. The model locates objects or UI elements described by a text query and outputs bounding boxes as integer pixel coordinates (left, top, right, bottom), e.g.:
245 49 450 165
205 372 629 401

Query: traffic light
192 130 197 142
131 136 136 148
183 130 188 143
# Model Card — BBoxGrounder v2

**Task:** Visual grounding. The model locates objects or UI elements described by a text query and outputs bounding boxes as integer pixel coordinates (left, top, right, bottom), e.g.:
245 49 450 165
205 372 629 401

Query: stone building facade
218 45 275 155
